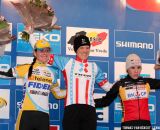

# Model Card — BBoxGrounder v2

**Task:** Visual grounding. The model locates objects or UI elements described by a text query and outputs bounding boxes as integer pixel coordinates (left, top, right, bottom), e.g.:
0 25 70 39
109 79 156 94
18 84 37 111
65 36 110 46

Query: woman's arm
50 82 66 99
94 81 119 108
0 68 15 78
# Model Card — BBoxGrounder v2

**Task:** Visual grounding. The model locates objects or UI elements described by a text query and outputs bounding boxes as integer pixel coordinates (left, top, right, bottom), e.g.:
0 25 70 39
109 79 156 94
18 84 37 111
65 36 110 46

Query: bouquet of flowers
0 16 16 56
11 0 60 32
0 16 15 45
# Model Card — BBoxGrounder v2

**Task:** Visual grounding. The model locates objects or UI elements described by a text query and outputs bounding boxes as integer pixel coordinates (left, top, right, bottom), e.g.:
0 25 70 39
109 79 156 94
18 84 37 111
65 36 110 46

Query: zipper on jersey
136 84 140 120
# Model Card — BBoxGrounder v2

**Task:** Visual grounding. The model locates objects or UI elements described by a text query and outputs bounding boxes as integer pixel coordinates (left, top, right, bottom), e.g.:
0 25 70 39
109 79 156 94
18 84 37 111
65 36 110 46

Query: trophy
11 0 60 41
0 16 16 56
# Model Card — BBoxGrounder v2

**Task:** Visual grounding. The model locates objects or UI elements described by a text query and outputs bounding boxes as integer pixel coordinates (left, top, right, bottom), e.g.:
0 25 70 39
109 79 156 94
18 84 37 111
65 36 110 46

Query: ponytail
28 57 36 78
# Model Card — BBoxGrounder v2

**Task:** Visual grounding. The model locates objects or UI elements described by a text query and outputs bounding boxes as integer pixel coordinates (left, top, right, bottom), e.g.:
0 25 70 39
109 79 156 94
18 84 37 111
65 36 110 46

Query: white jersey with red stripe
49 55 110 107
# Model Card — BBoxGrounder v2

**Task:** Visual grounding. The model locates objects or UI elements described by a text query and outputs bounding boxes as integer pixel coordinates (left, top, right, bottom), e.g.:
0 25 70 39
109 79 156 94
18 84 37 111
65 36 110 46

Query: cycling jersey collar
75 56 88 63
126 75 141 82
34 61 46 67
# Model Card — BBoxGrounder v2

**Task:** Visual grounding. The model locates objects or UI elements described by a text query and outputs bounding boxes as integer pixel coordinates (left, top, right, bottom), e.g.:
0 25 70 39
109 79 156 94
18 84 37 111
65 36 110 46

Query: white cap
126 54 142 70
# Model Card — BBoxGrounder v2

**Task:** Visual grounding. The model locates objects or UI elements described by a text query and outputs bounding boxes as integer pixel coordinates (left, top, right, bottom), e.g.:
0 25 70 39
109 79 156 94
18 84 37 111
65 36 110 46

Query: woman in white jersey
0 39 66 130
28 32 111 130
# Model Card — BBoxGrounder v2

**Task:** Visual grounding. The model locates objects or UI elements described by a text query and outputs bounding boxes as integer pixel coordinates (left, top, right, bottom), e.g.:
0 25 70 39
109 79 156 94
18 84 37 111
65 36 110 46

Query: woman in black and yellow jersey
95 54 160 130
0 39 66 130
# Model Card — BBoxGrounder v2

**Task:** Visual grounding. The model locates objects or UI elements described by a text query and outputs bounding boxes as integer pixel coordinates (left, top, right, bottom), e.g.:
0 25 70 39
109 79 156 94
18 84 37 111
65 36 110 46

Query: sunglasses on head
35 48 51 53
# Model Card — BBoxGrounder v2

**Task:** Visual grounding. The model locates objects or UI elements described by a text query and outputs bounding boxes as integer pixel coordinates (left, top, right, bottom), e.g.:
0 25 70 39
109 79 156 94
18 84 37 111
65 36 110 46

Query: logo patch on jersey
74 72 91 79
32 68 40 75
28 82 51 90
125 85 147 99
30 90 49 96
42 70 51 77
30 75 52 84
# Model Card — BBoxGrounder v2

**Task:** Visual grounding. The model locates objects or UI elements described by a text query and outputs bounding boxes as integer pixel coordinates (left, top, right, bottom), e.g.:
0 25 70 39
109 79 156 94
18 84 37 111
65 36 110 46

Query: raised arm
29 33 36 48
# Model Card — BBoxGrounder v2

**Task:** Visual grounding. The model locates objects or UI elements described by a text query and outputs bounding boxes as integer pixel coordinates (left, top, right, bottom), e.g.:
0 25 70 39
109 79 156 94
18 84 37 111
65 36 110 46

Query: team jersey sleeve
145 78 160 89
95 64 112 92
51 67 59 84
94 81 119 108
0 64 30 78
0 68 14 78
50 67 66 99
14 64 30 78
49 55 70 71
29 33 70 71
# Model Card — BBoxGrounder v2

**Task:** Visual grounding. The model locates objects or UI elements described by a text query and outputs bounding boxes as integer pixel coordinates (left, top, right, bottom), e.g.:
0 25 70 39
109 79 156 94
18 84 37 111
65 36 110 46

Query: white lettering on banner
0 64 10 71
96 107 109 123
18 32 60 42
104 73 108 78
17 102 22 109
17 102 59 110
149 104 155 112
97 112 103 119
18 32 23 39
49 103 59 110
115 103 122 110
34 33 60 42
116 41 153 49
115 103 155 112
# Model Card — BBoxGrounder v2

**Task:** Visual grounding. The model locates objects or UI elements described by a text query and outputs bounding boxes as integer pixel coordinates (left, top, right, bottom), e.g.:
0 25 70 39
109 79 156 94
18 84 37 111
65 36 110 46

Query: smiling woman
32 39 51 68
0 38 66 130
28 32 111 130
94 53 160 130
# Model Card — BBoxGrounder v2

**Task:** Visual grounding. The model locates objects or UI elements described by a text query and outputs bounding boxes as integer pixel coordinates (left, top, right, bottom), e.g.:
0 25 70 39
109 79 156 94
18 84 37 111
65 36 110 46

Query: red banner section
127 0 160 12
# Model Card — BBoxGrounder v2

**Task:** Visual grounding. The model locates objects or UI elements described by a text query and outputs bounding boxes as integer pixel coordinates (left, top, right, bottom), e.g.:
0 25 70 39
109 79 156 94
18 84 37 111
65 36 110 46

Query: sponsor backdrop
1 0 160 130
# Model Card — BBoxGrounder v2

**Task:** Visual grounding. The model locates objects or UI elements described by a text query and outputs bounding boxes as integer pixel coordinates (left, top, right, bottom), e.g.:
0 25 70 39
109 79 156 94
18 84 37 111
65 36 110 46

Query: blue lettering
33 82 36 88
28 82 34 88
96 112 104 121
37 83 42 88
43 84 50 90
28 82 50 90
141 92 146 96
128 93 135 98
